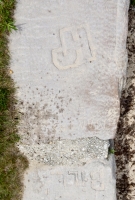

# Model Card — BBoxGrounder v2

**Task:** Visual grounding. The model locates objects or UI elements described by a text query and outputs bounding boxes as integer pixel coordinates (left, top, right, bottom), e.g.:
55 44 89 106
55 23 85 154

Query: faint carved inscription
51 172 65 185
90 167 105 191
29 166 106 199
50 168 105 190
81 171 88 186
52 24 96 70
68 171 79 185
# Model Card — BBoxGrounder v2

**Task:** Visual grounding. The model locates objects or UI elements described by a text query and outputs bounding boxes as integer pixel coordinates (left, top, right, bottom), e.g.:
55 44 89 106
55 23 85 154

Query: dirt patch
114 7 135 200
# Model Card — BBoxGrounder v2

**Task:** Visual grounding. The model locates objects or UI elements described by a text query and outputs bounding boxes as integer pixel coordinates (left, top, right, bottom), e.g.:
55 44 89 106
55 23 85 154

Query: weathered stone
23 157 116 200
18 137 110 165
9 0 129 199
10 0 129 142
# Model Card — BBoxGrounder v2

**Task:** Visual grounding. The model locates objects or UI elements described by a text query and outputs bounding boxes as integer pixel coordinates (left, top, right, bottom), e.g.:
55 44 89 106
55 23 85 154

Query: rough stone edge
115 0 129 94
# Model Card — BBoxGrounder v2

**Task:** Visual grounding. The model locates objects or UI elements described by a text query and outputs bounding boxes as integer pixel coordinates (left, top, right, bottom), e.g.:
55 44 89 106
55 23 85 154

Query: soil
114 7 135 200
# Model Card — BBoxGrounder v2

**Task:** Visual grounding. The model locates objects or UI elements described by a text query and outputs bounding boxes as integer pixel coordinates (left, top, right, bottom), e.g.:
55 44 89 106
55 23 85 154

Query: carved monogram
52 24 96 70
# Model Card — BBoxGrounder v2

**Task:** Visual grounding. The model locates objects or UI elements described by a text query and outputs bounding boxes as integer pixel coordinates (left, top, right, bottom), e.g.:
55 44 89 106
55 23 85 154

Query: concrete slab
23 156 116 200
10 0 129 142
9 0 129 199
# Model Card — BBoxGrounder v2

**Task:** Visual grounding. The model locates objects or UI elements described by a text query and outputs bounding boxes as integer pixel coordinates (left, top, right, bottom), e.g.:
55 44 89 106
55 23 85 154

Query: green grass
109 148 116 154
0 1 28 200
131 0 135 5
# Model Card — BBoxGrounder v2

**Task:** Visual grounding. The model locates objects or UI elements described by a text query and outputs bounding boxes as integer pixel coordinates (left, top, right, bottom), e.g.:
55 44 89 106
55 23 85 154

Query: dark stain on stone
86 124 95 131
59 108 64 113
44 111 58 120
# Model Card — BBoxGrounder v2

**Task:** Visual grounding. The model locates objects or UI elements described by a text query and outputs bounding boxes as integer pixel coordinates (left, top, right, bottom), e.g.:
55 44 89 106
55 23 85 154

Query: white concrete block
10 0 129 142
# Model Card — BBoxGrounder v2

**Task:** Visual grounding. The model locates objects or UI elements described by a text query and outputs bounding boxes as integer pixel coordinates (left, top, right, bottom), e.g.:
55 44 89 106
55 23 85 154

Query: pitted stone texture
23 157 116 200
9 0 129 142
18 137 110 165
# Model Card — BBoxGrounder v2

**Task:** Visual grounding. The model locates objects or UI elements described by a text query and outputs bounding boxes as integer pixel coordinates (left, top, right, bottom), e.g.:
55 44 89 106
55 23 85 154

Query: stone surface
18 137 109 165
9 0 129 199
10 0 129 143
23 156 116 200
